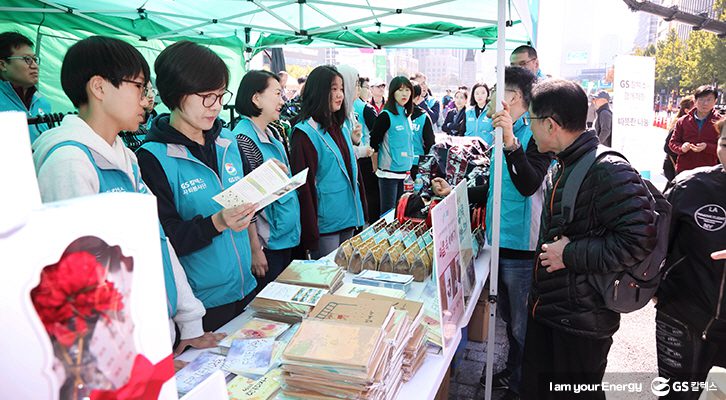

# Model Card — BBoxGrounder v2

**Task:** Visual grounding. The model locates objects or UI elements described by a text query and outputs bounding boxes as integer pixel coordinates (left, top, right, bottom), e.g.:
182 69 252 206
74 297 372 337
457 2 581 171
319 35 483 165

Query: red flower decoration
31 252 124 347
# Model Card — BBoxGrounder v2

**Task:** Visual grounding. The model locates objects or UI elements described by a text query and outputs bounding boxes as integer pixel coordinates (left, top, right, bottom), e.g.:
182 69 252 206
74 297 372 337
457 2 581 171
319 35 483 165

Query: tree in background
653 29 686 100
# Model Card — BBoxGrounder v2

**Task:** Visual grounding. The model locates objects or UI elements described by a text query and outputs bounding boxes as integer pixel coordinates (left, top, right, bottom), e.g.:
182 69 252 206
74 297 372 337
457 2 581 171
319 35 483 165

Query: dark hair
235 70 279 117
61 36 150 108
511 45 538 59
470 82 490 106
383 76 414 116
504 66 536 107
154 41 229 110
412 82 422 98
295 65 346 131
694 85 718 100
677 95 695 118
358 76 370 87
531 79 588 132
0 32 33 59
297 76 307 84
454 89 468 100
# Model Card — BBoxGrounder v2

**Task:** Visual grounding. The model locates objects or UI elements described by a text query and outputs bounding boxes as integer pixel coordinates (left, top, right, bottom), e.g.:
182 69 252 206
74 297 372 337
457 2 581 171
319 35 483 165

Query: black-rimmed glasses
5 55 40 66
525 115 561 126
196 90 233 108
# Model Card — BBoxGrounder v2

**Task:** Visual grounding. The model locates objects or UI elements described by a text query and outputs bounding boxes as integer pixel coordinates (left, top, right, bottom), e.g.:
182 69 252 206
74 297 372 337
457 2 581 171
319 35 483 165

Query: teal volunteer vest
485 115 539 251
465 108 494 146
140 130 256 309
294 118 364 234
232 116 301 250
377 105 415 173
43 141 178 316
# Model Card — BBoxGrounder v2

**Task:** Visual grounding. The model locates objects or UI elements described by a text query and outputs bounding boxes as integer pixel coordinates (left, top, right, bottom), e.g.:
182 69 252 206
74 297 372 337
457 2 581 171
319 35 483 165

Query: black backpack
560 145 671 313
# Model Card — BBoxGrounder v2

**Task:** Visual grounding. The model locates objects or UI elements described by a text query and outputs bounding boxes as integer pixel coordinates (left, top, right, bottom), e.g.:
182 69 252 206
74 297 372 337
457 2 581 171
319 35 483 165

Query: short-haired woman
233 70 301 291
137 41 257 331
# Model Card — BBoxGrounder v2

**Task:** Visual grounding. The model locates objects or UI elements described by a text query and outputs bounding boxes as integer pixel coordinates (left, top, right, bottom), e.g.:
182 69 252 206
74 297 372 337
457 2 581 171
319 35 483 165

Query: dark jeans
485 257 533 394
202 294 254 332
378 177 404 218
522 316 613 400
254 247 293 294
311 228 355 260
656 309 726 400
359 157 380 223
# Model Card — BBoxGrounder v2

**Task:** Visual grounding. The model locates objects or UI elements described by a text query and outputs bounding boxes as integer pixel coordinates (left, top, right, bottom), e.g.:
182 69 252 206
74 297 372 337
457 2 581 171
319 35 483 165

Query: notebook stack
276 259 345 292
248 281 327 323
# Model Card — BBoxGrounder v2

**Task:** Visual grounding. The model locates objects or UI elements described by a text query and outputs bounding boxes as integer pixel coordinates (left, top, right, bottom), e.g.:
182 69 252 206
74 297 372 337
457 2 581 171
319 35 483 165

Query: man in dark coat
521 79 657 400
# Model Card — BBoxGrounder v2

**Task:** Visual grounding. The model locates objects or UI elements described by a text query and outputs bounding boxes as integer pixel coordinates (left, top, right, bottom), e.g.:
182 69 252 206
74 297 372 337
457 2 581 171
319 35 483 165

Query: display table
177 249 490 400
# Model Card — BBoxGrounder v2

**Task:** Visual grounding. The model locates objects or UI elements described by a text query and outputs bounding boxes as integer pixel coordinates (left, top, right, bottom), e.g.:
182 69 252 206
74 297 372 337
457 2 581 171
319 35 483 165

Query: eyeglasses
512 57 536 67
121 79 156 99
5 55 40 66
196 90 233 108
525 114 561 125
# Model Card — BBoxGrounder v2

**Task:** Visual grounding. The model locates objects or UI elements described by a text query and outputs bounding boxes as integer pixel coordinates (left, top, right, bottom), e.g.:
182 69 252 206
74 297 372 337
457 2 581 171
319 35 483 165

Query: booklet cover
218 318 291 349
276 259 344 289
227 368 282 400
223 338 275 377
333 283 406 299
176 352 228 395
213 159 308 211
256 282 327 306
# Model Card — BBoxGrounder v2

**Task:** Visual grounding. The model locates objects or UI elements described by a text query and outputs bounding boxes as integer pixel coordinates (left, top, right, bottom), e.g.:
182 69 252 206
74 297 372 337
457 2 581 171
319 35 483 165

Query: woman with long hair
290 65 366 259
369 76 416 216
465 82 494 145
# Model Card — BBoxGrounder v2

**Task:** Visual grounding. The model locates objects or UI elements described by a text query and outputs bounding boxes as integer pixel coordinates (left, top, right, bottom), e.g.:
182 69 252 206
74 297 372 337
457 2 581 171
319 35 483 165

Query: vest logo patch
395 125 405 131
225 162 238 176
180 178 207 196
694 204 726 232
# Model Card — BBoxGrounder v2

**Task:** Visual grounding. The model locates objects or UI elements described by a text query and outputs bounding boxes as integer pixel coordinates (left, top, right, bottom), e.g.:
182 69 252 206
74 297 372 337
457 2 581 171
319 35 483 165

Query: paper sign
431 190 465 352
454 181 476 303
213 159 307 210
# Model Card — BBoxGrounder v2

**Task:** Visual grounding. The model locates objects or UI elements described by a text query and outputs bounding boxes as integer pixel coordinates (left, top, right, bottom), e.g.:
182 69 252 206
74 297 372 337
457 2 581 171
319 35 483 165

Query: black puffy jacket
529 131 657 339
657 165 726 341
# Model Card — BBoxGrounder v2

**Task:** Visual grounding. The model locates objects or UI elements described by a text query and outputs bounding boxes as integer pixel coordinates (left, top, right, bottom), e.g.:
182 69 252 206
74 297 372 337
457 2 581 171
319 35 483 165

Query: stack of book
248 281 327 322
279 293 427 399
352 270 414 292
276 259 345 292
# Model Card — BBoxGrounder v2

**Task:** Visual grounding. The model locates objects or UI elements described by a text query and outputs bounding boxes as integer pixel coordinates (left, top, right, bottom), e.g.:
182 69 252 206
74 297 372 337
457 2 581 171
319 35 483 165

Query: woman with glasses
138 41 258 331
0 31 52 143
465 82 494 145
232 70 300 292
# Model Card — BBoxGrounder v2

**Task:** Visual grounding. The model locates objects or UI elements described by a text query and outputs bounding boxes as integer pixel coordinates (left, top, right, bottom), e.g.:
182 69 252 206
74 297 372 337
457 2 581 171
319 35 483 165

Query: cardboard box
434 366 451 400
467 292 491 343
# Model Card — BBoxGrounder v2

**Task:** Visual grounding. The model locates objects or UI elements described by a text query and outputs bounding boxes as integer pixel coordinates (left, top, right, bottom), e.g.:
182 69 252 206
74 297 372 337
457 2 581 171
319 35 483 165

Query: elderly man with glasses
0 32 52 143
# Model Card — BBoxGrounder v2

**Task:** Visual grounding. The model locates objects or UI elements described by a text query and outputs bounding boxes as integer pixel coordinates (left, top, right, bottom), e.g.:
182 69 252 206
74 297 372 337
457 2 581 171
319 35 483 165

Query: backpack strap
560 145 628 226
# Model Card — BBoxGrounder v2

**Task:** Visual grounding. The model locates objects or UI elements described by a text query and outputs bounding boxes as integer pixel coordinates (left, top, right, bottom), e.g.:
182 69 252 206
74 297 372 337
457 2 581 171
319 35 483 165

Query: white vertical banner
612 55 655 172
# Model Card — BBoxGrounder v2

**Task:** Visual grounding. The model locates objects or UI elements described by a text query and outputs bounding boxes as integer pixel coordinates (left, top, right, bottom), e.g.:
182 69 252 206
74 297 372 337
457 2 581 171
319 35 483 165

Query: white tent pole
299 2 304 32
306 3 378 48
0 7 65 12
484 0 506 400
308 11 398 35
34 0 142 39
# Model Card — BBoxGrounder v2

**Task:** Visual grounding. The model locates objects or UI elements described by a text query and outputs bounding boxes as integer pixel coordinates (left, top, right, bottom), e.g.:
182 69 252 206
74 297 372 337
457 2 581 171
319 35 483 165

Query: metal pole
484 0 506 399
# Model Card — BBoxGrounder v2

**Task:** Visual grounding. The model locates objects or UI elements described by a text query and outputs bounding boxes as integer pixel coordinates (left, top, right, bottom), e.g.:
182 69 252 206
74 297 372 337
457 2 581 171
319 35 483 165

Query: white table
177 249 491 400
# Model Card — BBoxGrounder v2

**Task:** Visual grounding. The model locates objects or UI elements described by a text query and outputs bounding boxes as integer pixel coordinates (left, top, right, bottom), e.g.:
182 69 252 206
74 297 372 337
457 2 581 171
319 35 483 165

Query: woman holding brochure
137 41 256 331
290 65 366 260
233 70 301 292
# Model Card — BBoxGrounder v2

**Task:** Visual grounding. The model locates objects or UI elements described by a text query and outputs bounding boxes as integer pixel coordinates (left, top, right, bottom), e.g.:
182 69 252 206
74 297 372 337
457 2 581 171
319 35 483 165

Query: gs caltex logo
225 162 237 176
651 377 670 396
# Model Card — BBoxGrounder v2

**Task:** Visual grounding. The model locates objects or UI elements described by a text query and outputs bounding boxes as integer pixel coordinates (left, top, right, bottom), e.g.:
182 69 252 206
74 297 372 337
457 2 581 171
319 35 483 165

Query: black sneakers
479 368 511 390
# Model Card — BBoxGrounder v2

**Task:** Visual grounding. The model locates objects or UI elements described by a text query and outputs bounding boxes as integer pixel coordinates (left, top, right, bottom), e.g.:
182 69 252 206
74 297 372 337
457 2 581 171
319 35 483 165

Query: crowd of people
2 29 725 400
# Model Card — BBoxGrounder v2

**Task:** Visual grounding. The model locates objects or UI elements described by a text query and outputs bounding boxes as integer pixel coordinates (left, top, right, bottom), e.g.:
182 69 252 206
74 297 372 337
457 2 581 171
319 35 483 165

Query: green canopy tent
0 0 537 112
0 2 537 399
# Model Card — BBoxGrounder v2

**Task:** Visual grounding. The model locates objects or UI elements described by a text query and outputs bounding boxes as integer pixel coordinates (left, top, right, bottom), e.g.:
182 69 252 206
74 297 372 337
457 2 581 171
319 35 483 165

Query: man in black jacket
654 118 726 400
522 79 657 399
591 91 612 147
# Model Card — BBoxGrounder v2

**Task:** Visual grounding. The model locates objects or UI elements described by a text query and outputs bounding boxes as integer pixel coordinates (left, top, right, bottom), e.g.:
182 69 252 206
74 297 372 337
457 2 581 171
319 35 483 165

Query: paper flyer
256 282 326 306
454 180 476 303
430 190 465 352
212 159 307 210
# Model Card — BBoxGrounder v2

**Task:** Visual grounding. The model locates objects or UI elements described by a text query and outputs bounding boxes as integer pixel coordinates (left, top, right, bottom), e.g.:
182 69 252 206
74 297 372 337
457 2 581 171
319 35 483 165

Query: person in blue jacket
137 41 258 332
233 70 301 291
369 76 416 217
465 82 494 145
31 36 219 354
290 65 366 259
0 32 52 143
410 82 435 179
